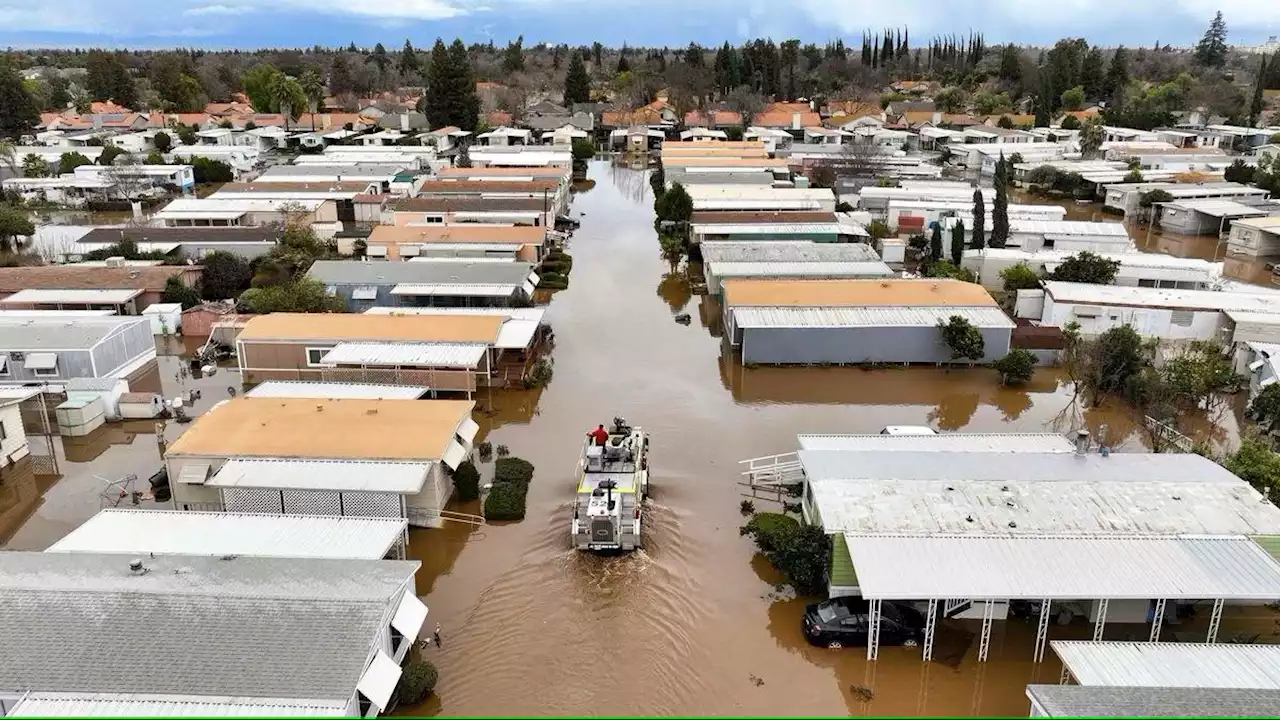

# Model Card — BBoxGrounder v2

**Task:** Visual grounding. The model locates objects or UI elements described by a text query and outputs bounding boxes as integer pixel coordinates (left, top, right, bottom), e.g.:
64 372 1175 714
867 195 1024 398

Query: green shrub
453 460 481 501
483 480 528 520
993 348 1037 385
739 512 799 554
740 512 829 594
539 260 569 275
495 457 535 484
396 661 439 705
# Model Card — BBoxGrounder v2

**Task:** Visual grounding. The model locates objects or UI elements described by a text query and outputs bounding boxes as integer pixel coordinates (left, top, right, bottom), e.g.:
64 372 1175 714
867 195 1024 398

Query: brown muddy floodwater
2 162 1271 716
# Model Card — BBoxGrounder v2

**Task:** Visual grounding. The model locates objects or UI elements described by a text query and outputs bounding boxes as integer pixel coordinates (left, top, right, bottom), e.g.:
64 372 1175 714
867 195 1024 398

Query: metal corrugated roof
320 341 487 368
843 534 1280 600
8 693 349 717
803 451 1280 535
1052 641 1280 689
308 259 534 286
1164 198 1270 217
1007 220 1130 237
390 283 519 297
47 509 406 559
1045 281 1280 313
1025 685 1280 718
710 261 894 279
732 305 1014 329
246 381 429 399
691 223 842 234
1 288 143 304
208 457 432 493
364 306 545 321
699 241 881 263
797 432 1076 452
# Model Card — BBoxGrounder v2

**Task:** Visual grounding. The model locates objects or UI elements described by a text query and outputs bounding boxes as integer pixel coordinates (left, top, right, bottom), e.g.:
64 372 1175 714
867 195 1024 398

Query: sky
1 0 1279 50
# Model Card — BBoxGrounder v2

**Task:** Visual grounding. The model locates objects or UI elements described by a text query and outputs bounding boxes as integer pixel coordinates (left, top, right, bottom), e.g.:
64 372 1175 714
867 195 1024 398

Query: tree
0 204 34 253
1060 85 1085 111
241 63 280 112
152 131 172 154
162 276 202 309
1000 261 1042 292
741 513 830 594
1082 324 1147 403
1060 114 1082 130
502 35 526 74
950 220 966 265
85 50 137 108
237 278 345 313
1080 47 1105 99
329 55 354 98
0 62 39 136
1224 159 1254 184
398 39 421 80
1103 46 1129 103
929 222 943 262
21 154 49 178
1194 11 1228 69
1250 54 1268 127
396 661 439 705
267 73 305 132
1049 251 1120 284
452 460 481 501
996 115 1015 129
366 42 392 80
1160 341 1240 410
98 143 125 167
934 86 967 113
1224 435 1280 505
1248 383 1280 429
145 150 164 164
175 124 197 145
990 155 1009 248
971 189 986 250
423 39 482 132
564 51 591 105
570 138 595 162
937 315 985 361
658 233 685 270
1079 115 1104 159
199 251 253 300
58 151 91 174
993 349 1036 385
299 69 325 132
191 157 234 183
654 182 693 224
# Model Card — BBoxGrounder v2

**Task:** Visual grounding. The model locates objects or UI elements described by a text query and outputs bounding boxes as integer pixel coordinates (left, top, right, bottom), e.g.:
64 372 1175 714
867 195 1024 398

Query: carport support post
1149 599 1166 642
1092 598 1109 641
867 598 882 661
1206 598 1225 643
1033 599 1052 662
922 598 938 662
977 600 994 662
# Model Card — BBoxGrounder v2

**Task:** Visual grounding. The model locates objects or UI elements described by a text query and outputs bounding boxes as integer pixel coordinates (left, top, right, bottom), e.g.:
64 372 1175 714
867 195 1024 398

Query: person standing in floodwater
433 623 442 647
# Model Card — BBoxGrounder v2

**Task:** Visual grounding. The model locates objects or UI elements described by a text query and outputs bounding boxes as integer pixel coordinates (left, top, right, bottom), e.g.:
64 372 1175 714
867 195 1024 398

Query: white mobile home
1103 182 1270 217
942 219 1132 253
1226 216 1280 257
962 248 1217 292
1038 280 1280 341
0 316 155 387
685 185 837 213
1157 198 1272 236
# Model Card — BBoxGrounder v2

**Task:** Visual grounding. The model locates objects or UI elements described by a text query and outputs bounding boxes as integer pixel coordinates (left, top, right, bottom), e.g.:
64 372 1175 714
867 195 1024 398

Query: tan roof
219 181 375 193
415 179 561 193
237 312 503 343
435 167 568 178
165 397 475 460
367 225 545 245
722 278 999 307
394 197 546 213
660 156 782 167
692 211 836 225
753 111 821 128
0 265 197 293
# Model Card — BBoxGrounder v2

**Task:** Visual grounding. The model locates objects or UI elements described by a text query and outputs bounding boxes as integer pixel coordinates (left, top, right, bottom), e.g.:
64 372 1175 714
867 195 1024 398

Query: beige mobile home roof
237 312 502 343
659 156 787 167
165 397 474 460
722 278 999 308
366 225 545 245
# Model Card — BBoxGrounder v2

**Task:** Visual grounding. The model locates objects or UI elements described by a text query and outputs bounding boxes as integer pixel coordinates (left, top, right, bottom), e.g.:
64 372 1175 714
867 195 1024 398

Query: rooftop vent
129 559 148 575
1074 429 1091 455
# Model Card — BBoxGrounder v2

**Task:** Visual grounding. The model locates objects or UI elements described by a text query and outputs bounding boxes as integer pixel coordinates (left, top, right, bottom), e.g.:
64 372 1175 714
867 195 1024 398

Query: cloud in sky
1 0 1278 48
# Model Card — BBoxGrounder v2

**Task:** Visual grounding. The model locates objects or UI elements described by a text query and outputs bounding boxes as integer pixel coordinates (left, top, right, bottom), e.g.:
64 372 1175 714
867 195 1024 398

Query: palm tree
268 74 305 133
0 141 16 177
299 70 325 133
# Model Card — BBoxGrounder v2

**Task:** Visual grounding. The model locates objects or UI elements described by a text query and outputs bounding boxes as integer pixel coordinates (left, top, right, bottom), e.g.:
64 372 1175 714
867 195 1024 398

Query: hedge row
483 457 536 521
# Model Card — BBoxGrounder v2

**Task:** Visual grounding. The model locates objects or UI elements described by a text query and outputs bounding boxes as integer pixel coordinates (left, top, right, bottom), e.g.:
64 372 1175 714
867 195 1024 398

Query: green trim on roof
830 533 859 587
1251 534 1280 561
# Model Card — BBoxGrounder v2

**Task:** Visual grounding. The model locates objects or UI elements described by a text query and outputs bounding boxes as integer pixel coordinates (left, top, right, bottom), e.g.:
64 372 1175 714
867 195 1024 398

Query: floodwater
394 161 1266 716
2 161 1273 715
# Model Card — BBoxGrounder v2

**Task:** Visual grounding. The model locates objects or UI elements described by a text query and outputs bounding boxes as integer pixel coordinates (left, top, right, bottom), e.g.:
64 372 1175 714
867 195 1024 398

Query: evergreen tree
1080 47 1104 100
424 40 452 129
999 44 1021 87
0 61 39 135
1250 54 1267 126
398 39 421 80
1194 11 1228 68
447 39 480 131
1103 46 1129 103
930 222 943 263
950 220 966 266
616 54 630 74
872 35 880 69
1265 52 1280 90
971 189 986 250
592 42 603 66
503 35 525 74
564 51 591 105
900 27 909 60
85 50 137 108
365 42 391 79
990 154 1010 248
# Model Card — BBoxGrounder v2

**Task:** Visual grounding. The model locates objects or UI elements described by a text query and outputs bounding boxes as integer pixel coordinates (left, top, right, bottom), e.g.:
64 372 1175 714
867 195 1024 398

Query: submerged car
802 597 925 649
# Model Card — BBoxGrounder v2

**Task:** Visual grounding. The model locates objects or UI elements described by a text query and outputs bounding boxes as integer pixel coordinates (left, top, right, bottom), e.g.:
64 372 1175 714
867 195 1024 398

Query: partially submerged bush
494 457 535 484
739 512 799 554
483 480 528 520
396 661 439 705
740 512 829 594
453 460 481 502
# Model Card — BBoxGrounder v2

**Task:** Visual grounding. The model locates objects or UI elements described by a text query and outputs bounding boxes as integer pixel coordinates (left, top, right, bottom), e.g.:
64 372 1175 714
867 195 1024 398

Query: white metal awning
351 286 378 301
208 458 431 494
441 439 467 470
2 288 143 305
842 534 1280 600
176 461 211 485
356 651 401 711
320 342 487 369
455 416 480 445
24 352 59 370
1051 640 1280 689
390 283 518 297
390 589 429 645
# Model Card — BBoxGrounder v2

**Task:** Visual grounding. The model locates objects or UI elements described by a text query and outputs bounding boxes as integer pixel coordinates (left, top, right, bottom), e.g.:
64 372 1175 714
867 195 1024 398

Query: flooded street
2 161 1272 715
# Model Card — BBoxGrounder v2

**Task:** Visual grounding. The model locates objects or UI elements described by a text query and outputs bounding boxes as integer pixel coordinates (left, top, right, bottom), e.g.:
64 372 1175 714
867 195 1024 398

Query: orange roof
753 111 821 128
205 101 254 116
684 109 743 126
368 225 546 245
940 113 983 126
238 312 503 343
38 112 62 127
476 81 505 90
172 113 210 127
90 101 131 114
486 110 513 126
603 107 663 126
1061 107 1101 120
722 278 999 308
763 102 811 114
898 110 938 125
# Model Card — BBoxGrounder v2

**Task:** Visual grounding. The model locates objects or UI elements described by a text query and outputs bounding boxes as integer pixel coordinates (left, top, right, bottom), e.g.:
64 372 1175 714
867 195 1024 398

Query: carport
843 533 1280 662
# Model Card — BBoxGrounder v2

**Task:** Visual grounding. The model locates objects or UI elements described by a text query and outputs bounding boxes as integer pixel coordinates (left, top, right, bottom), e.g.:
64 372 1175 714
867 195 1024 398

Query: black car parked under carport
802 597 925 649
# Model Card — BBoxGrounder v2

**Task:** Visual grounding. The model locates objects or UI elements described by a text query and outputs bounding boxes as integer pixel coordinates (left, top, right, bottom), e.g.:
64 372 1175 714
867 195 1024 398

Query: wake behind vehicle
572 417 649 552
802 597 925 649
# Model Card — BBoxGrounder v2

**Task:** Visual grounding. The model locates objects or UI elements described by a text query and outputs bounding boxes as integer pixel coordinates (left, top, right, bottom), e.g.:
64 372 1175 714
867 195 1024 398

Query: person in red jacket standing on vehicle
587 424 609 446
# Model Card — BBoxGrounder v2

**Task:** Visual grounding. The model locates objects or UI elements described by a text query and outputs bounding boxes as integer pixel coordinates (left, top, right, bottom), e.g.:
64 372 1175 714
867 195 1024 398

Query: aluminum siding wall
740 326 1012 364
3 349 94 382
90 319 155 377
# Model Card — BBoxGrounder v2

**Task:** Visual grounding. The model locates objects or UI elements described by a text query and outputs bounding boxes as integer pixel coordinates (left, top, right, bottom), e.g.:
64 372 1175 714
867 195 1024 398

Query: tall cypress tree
1249 54 1267 126
448 39 479 131
930 222 944 263
423 40 452 129
950 220 966 265
989 154 1010 249
971 189 986 250
564 51 591 105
